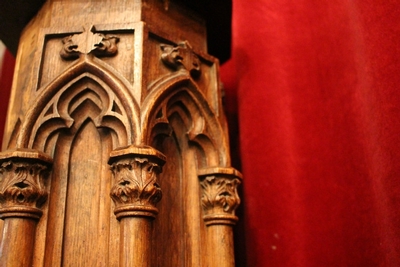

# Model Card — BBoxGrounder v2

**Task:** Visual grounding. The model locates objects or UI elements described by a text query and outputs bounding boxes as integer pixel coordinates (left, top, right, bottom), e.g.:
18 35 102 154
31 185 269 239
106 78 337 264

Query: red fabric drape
0 48 14 147
1 1 400 266
221 0 400 266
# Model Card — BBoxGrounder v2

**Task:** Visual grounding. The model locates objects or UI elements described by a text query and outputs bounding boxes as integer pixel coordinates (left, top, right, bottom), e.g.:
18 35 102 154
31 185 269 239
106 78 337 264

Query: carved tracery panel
142 76 229 167
17 56 140 150
11 56 141 266
141 75 234 266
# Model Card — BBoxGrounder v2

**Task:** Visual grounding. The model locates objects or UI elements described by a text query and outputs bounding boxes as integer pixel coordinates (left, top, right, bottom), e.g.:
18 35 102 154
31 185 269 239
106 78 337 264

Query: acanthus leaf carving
201 175 240 215
160 41 201 78
0 149 53 220
198 167 242 225
108 145 166 220
0 162 48 207
110 157 162 207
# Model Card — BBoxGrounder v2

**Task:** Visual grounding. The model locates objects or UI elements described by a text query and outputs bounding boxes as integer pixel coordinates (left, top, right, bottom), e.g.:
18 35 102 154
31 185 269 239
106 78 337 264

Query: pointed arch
16 56 140 149
141 72 230 168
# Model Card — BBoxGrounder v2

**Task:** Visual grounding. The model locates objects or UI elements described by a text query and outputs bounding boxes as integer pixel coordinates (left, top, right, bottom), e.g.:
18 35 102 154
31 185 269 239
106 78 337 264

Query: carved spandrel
108 145 166 220
60 26 120 60
0 149 53 220
199 167 242 226
161 41 201 78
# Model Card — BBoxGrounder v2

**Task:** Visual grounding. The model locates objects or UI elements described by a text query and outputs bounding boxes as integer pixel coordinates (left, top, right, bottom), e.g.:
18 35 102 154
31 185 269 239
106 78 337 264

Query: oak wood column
199 167 242 267
0 1 239 265
0 149 52 267
108 145 166 267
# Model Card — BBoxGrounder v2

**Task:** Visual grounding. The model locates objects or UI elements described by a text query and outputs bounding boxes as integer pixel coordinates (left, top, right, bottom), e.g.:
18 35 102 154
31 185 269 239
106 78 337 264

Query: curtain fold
0 43 14 148
221 0 400 266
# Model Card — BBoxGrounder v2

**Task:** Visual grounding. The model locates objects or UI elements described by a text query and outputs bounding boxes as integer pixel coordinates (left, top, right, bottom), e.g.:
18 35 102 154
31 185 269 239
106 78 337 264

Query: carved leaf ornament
110 158 162 206
201 175 241 215
108 145 166 219
198 167 242 225
0 149 52 220
0 161 48 207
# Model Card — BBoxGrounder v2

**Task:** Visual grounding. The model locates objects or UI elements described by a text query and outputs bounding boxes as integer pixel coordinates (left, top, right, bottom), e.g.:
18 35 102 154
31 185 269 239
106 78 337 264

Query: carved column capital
198 167 242 226
108 145 166 220
0 149 53 220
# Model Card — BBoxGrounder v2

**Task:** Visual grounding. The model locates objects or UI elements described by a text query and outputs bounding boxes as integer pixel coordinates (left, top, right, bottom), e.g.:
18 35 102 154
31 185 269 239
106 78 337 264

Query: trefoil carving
60 26 119 60
160 41 201 78
109 145 166 220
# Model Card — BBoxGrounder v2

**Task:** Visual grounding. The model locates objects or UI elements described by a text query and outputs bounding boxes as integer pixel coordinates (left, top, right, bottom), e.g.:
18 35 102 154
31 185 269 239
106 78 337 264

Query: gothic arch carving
12 55 143 267
141 72 237 266
16 55 140 150
141 72 230 168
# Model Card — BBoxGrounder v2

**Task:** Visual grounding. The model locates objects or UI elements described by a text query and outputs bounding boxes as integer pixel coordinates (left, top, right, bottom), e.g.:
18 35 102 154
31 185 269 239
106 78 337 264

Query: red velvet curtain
0 48 14 146
220 0 400 266
2 1 400 266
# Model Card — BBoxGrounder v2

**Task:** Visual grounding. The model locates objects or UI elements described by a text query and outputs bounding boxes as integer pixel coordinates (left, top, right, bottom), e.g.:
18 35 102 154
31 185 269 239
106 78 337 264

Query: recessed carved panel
39 27 135 88
144 34 223 119
17 56 140 151
142 80 229 168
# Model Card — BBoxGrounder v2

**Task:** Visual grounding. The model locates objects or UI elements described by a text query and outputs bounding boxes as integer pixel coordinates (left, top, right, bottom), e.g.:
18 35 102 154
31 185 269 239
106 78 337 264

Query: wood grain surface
0 1 240 266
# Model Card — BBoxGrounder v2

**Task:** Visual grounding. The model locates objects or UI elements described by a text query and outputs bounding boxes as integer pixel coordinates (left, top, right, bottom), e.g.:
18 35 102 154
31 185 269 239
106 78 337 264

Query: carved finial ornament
198 167 242 226
0 149 52 220
108 145 166 220
160 41 201 78
60 26 119 60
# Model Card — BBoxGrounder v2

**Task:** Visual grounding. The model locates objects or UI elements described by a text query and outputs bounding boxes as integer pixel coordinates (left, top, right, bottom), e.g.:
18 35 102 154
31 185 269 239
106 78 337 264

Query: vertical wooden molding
0 149 52 267
198 167 242 267
108 145 166 267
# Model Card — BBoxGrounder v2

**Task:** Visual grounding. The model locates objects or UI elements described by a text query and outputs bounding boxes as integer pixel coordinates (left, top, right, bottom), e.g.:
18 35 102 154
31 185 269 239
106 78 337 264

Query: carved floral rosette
108 145 166 220
198 167 242 226
0 149 53 220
